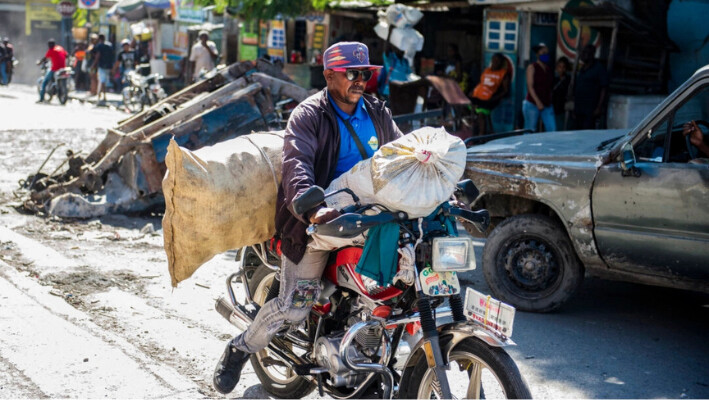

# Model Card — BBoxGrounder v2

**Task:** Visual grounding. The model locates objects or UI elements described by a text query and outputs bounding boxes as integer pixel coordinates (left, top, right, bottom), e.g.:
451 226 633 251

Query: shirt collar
328 93 366 121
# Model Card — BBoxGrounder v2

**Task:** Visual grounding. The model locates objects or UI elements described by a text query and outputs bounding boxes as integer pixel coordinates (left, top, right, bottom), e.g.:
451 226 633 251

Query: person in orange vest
469 53 510 135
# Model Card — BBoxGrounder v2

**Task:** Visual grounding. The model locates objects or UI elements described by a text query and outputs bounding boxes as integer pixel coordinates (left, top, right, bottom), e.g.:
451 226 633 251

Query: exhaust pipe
215 296 254 332
340 320 395 400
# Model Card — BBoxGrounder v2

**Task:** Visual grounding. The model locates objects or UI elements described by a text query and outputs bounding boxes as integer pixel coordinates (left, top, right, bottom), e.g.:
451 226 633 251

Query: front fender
402 321 514 371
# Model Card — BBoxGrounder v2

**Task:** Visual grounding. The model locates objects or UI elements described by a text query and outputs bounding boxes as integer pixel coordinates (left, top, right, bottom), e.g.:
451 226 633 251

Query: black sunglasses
333 68 374 82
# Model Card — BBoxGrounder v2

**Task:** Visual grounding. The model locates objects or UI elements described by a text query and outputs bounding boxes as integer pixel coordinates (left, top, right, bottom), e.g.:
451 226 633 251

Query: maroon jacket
276 88 403 264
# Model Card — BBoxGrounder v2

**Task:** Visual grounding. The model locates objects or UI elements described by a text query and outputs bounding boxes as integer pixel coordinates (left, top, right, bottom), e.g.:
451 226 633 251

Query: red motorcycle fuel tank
323 247 402 301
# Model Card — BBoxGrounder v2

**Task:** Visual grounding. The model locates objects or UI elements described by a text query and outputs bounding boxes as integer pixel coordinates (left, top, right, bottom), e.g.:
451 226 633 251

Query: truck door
592 85 709 283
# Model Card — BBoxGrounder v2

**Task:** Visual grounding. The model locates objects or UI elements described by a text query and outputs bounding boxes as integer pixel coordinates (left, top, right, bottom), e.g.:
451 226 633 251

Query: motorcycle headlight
431 237 476 272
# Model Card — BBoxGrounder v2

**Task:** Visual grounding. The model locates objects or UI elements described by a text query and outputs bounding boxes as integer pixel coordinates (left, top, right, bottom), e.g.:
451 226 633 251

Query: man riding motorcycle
37 39 67 103
212 41 404 394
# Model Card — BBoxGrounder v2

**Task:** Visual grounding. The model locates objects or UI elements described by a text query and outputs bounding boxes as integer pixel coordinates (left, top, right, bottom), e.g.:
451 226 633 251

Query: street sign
78 0 99 11
56 1 76 16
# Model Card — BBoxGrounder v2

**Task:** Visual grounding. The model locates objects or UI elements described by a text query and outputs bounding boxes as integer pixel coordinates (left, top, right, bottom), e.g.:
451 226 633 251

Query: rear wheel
247 264 314 398
57 80 68 105
402 337 531 399
483 214 584 312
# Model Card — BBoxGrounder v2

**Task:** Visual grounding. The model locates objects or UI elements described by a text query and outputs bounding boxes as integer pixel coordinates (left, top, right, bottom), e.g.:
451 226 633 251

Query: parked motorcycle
216 180 531 399
36 60 73 105
122 64 166 113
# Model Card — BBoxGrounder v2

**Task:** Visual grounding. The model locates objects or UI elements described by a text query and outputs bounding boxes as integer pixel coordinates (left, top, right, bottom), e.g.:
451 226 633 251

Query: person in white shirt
189 30 218 82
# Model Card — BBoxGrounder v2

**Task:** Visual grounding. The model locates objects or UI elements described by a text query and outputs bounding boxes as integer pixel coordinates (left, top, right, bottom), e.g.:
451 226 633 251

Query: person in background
523 43 556 132
87 33 99 96
113 39 136 90
211 41 403 396
37 39 67 103
72 41 88 91
553 56 571 130
574 44 609 130
0 37 13 85
189 30 218 82
469 52 510 136
91 34 114 104
445 43 468 93
378 26 412 102
0 40 7 85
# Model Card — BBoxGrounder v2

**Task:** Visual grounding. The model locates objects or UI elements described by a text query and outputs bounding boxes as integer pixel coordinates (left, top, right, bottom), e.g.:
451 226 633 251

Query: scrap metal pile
18 60 310 219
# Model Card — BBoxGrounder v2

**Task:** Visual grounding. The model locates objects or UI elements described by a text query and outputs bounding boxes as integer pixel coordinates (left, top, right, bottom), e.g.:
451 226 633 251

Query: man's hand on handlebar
309 207 341 224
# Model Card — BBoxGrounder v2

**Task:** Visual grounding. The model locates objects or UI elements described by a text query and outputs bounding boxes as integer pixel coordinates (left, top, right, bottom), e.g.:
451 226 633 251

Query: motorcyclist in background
37 39 67 103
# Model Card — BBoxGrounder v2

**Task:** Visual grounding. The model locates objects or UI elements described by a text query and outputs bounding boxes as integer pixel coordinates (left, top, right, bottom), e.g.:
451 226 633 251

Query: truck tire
483 214 583 312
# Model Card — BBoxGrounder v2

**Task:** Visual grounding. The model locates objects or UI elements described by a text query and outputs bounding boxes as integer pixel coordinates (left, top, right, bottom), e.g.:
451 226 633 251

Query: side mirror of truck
293 186 326 216
620 143 641 177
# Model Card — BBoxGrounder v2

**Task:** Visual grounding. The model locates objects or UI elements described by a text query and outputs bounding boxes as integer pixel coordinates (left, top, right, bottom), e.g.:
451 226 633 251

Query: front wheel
402 337 531 399
122 86 144 113
247 264 314 398
483 214 584 312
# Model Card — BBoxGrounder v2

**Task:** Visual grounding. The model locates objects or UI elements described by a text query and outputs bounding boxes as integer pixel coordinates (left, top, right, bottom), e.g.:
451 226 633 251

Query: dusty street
0 84 708 399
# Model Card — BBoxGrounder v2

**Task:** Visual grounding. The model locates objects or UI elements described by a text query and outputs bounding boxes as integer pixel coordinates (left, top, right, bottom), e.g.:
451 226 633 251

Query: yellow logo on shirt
368 136 378 151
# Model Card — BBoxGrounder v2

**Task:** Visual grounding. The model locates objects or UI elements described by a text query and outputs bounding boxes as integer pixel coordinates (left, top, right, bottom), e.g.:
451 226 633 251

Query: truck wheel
483 214 583 312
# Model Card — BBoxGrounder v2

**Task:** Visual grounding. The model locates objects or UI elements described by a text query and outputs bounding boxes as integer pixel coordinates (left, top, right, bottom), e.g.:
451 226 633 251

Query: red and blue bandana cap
323 41 382 70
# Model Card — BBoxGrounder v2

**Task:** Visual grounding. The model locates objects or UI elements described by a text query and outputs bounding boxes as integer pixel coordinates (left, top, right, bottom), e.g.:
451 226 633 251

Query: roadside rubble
17 59 311 219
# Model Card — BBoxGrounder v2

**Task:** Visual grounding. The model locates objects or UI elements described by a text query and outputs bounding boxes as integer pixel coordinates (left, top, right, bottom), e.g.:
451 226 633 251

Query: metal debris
18 59 311 219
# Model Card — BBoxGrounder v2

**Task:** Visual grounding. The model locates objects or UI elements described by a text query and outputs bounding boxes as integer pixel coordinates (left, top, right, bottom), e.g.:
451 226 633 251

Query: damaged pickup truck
466 65 709 312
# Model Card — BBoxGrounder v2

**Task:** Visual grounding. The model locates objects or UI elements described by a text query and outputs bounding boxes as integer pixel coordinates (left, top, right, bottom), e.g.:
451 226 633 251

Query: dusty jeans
232 245 329 353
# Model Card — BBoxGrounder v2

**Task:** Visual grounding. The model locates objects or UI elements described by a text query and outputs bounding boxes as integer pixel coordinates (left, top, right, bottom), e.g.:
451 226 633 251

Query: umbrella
107 0 171 21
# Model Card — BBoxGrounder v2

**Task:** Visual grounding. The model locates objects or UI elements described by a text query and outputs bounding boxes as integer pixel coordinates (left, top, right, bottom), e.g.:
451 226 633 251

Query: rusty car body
465 66 709 312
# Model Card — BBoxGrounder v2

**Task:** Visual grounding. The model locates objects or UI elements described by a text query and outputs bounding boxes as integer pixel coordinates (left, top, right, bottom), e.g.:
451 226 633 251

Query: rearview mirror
455 179 480 205
620 143 641 177
293 186 325 216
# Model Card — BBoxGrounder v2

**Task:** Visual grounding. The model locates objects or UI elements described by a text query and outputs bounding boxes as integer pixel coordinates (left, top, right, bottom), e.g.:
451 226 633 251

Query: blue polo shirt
329 94 379 179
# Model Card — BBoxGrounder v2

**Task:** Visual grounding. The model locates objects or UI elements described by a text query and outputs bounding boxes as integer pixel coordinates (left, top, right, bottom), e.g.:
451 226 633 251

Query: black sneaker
213 341 250 394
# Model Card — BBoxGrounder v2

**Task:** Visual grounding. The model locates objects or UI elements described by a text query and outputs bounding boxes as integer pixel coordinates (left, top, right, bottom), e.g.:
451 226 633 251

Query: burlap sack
163 131 284 287
326 127 466 217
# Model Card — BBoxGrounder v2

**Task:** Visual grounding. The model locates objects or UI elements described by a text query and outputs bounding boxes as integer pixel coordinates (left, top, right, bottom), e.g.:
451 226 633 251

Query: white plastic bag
326 127 466 217
384 4 423 28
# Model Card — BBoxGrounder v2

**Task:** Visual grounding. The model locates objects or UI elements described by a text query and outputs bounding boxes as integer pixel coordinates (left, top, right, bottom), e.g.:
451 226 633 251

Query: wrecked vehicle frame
465 65 709 312
17 60 310 218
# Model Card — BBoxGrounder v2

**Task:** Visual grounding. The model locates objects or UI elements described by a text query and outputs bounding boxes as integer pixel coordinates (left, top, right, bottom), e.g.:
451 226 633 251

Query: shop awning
107 0 171 21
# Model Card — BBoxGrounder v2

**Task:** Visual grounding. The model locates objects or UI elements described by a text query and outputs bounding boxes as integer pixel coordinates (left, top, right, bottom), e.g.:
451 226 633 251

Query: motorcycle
122 64 166 113
216 180 531 399
36 60 73 105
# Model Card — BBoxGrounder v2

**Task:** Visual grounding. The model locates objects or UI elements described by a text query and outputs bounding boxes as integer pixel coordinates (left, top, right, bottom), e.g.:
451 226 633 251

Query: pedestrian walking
523 43 556 132
573 44 608 130
0 37 13 85
72 42 89 91
91 34 114 104
87 33 99 95
189 30 218 82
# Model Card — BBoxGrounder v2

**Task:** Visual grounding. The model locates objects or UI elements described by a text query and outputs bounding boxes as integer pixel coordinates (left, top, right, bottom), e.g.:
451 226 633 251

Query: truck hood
467 129 628 163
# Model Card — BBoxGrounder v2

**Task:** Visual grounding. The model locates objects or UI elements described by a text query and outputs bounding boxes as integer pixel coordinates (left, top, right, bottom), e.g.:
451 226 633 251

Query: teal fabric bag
355 222 400 286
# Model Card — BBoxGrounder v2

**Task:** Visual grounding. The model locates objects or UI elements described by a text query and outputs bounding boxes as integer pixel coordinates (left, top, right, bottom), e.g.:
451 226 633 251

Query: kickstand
317 373 324 397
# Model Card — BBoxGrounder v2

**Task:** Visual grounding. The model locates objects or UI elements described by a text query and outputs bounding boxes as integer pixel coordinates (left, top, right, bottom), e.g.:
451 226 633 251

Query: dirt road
1 84 708 399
